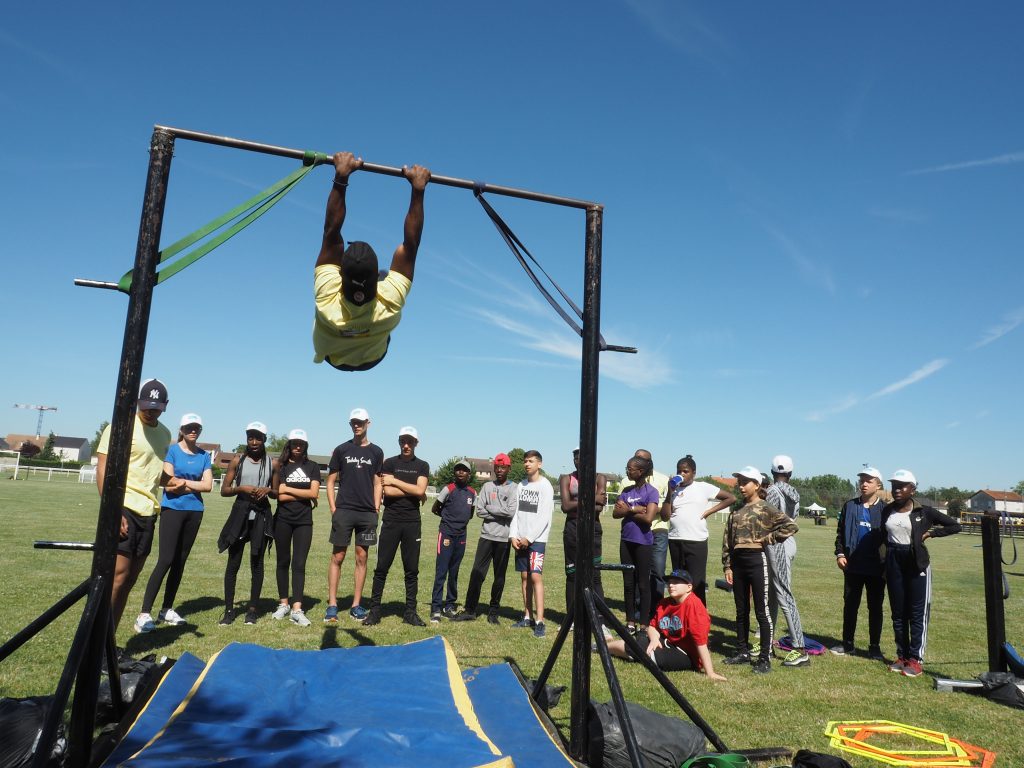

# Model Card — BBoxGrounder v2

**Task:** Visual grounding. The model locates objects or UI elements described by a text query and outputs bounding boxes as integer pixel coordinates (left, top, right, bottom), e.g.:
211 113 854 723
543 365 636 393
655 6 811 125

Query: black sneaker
430 612 441 624
244 607 257 625
867 645 885 661
218 609 236 626
403 611 426 627
440 605 459 619
723 651 752 665
450 611 477 622
511 617 535 629
487 614 500 626
362 608 382 626
752 657 772 674
533 621 546 639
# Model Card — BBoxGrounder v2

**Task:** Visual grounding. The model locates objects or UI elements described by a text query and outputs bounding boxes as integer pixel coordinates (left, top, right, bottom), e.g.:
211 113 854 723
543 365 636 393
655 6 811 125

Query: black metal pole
0 579 90 663
532 612 574 700
154 125 597 210
981 512 1007 672
569 205 603 759
65 127 176 767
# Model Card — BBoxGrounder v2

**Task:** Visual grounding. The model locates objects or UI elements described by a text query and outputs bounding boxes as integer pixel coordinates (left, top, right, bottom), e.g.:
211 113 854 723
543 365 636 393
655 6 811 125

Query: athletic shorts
650 640 695 672
330 509 379 548
117 510 155 559
515 542 546 574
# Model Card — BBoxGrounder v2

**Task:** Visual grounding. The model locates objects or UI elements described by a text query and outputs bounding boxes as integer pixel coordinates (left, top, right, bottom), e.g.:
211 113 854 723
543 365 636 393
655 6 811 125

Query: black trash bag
526 678 566 710
0 696 67 768
97 652 166 725
977 671 1024 709
792 749 854 768
588 700 706 768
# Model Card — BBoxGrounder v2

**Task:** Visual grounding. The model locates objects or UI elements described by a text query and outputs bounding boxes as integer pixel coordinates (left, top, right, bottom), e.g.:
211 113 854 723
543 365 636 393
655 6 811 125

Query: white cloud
806 395 861 422
762 223 836 295
906 151 1024 176
972 307 1024 349
867 359 949 399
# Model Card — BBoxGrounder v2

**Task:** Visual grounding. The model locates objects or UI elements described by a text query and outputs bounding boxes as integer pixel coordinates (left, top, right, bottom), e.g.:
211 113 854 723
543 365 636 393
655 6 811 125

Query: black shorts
117 510 155 559
330 509 379 548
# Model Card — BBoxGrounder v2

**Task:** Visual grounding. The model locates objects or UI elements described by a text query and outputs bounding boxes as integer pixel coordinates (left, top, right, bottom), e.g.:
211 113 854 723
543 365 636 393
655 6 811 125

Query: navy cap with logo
666 569 693 584
341 241 379 305
137 379 169 412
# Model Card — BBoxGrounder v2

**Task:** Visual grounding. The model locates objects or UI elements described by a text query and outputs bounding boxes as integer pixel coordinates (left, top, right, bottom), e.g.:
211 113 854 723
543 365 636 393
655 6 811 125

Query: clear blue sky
2 2 1022 490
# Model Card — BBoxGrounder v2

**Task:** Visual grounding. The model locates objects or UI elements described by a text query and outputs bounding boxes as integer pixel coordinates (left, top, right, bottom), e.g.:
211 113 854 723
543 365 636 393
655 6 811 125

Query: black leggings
668 539 709 605
274 517 313 605
370 518 422 612
224 516 269 609
730 548 773 660
620 540 653 625
141 508 203 613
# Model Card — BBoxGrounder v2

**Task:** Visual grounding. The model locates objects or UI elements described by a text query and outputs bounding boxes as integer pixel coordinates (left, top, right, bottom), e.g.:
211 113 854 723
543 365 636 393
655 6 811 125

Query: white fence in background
9 466 88 482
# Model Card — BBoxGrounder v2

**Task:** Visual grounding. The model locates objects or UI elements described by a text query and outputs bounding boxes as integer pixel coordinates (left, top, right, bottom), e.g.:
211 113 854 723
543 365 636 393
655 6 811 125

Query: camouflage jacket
722 500 798 570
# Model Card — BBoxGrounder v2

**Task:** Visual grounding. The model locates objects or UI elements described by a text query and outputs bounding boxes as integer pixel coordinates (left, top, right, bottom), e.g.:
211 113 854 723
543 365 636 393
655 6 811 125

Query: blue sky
2 2 1022 490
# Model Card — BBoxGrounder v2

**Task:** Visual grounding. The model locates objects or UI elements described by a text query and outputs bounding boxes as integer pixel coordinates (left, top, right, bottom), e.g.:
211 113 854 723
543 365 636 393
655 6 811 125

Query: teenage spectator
312 152 430 371
218 422 278 625
137 412 212 632
270 430 321 627
325 408 384 623
664 454 735 606
95 379 173 633
722 466 798 674
453 453 518 624
832 467 887 659
559 447 607 623
883 469 961 678
430 459 477 622
364 427 429 627
614 455 660 634
764 454 809 667
510 450 554 638
604 570 726 681
634 449 669 611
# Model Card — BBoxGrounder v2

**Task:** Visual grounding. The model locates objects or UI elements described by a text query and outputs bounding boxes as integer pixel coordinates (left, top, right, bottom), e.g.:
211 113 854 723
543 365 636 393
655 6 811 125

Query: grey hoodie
475 479 518 542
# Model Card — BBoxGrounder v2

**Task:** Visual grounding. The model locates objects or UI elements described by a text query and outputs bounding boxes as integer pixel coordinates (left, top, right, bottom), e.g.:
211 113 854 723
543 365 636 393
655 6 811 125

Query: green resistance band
117 150 330 293
680 754 751 768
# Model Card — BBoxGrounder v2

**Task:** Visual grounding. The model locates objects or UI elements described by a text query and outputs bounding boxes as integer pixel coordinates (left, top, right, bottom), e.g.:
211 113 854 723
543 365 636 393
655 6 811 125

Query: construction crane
13 404 59 438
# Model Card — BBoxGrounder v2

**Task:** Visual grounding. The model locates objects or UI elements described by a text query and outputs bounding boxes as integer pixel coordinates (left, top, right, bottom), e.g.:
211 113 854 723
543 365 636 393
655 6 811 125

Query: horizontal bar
35 541 96 551
155 125 601 211
74 279 120 290
603 345 637 354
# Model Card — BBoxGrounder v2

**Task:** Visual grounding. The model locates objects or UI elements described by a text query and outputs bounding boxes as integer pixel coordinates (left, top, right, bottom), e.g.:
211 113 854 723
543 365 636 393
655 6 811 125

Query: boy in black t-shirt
363 427 430 627
324 408 384 623
430 459 477 622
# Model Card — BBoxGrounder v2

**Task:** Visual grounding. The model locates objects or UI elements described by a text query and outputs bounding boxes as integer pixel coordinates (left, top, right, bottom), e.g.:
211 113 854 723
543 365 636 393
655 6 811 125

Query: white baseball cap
179 413 202 428
398 426 419 440
733 466 763 484
349 408 370 422
245 421 268 436
890 469 917 485
288 428 309 443
771 455 794 474
858 466 883 481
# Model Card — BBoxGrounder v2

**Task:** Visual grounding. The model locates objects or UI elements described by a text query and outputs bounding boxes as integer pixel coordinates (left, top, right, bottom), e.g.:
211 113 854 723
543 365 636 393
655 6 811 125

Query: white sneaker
290 609 311 627
158 608 185 626
272 603 292 620
134 613 155 634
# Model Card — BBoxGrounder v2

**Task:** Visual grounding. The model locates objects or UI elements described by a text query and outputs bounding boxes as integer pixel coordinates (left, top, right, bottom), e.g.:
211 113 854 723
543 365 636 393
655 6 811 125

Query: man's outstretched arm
316 152 363 268
389 164 430 281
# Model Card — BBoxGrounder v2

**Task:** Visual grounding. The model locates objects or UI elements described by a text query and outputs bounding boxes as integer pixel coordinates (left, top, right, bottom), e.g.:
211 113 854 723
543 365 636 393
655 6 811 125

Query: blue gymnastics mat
102 637 512 767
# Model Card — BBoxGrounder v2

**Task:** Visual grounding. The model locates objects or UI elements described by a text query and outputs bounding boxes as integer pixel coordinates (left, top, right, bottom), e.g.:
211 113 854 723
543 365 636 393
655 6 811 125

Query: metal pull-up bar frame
19 124 607 765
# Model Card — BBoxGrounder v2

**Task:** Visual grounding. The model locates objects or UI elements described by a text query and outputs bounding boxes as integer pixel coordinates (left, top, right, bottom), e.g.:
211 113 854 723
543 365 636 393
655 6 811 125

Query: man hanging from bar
312 152 430 371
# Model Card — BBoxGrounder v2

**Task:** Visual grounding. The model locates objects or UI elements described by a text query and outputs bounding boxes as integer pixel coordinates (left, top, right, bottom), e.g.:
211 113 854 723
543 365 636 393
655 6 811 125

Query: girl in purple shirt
614 455 660 632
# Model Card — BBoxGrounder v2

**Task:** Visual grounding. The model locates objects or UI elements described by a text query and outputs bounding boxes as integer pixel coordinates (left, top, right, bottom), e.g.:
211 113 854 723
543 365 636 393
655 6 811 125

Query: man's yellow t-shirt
97 414 172 517
312 264 411 368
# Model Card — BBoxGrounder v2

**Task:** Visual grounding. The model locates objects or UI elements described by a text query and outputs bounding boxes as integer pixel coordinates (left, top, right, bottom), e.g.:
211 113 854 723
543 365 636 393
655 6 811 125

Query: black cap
138 379 169 412
666 569 693 584
341 241 379 305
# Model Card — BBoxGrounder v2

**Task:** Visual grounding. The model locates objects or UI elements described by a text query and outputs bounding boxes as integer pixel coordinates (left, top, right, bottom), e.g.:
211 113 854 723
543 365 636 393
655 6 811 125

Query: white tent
804 502 826 513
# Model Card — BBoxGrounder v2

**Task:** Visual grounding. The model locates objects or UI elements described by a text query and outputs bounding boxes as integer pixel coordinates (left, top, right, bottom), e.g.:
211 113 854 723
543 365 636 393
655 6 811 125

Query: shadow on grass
319 625 377 650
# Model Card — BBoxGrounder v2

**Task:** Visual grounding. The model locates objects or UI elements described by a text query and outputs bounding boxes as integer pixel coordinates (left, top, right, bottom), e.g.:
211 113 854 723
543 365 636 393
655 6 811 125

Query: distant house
468 458 495 484
0 437 9 451
197 442 222 465
710 476 738 488
967 490 1024 515
5 434 43 455
53 436 91 463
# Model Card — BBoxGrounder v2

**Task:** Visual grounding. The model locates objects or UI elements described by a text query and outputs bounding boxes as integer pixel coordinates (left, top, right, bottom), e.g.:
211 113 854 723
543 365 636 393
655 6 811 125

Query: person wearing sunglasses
136 413 212 633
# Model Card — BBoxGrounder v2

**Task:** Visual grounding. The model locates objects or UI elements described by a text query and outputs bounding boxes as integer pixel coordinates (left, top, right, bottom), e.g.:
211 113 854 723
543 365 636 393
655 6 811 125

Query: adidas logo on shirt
285 467 311 483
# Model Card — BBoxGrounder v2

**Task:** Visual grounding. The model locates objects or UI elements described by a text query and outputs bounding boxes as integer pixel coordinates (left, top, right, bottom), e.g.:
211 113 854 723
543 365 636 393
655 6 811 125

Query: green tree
1014 480 1024 497
39 432 58 462
90 421 109 452
430 456 483 492
506 448 526 484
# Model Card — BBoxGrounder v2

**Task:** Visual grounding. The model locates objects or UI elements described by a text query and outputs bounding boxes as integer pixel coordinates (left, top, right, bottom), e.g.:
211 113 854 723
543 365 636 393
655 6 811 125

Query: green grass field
0 478 1019 765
